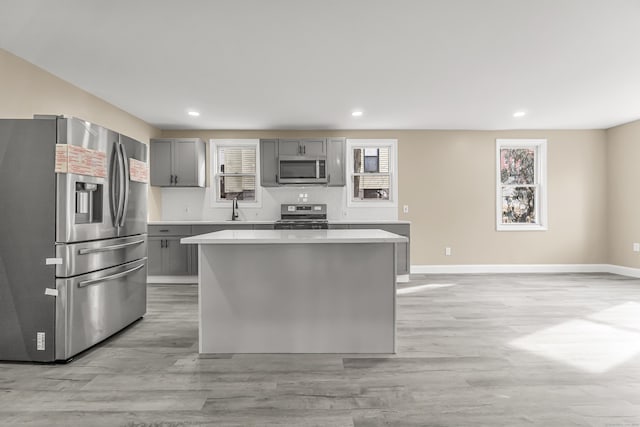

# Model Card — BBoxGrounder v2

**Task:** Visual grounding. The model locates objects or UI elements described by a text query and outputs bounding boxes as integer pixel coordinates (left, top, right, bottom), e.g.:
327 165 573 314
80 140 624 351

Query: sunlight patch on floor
588 301 640 332
397 283 456 295
510 302 640 374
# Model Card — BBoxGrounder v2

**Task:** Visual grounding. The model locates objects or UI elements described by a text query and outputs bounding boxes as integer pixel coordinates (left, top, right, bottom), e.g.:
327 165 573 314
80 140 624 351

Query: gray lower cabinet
149 224 269 277
330 223 411 275
148 225 194 275
149 222 408 277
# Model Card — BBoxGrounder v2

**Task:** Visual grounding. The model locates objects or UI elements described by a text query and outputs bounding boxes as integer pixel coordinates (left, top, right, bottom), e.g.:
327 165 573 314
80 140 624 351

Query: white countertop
181 229 408 245
148 220 275 225
149 220 410 225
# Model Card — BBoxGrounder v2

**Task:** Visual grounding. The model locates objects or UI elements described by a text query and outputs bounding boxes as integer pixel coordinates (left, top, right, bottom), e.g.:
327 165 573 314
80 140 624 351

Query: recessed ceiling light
187 111 200 117
513 111 526 118
352 111 363 117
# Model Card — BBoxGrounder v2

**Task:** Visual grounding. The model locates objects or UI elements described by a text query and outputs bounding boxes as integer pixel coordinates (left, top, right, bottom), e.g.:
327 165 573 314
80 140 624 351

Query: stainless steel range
274 204 329 229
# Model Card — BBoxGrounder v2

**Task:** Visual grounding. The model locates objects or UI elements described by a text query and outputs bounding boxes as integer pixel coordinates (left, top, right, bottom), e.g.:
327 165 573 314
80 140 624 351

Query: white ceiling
1 0 640 130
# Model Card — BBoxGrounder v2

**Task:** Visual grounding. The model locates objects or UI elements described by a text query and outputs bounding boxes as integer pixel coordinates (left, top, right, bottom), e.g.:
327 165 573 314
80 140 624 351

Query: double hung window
496 139 547 230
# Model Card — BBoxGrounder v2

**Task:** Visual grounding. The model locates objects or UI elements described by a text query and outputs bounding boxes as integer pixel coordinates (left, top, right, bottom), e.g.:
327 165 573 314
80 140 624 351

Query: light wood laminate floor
2 273 640 426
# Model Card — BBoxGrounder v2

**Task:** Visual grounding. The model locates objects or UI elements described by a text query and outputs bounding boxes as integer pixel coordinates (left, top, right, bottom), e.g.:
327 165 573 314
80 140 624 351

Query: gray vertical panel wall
327 137 346 186
0 120 57 361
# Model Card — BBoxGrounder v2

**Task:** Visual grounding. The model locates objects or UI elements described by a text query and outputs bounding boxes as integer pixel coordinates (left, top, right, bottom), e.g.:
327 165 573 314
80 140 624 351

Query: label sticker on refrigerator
55 144 107 178
44 288 58 297
36 332 45 351
54 144 69 173
45 258 63 265
129 158 149 183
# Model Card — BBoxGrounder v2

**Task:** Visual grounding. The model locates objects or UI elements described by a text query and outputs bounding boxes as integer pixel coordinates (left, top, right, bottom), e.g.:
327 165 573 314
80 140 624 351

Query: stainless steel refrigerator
0 116 148 362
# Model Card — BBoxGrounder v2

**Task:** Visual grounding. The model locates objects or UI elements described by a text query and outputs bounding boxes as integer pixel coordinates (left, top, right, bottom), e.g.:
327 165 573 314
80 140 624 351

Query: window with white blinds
210 139 260 205
346 139 398 207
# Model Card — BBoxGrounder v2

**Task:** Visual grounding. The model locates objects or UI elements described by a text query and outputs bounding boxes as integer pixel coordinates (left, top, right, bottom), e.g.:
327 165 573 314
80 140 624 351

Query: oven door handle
78 239 145 255
78 263 145 288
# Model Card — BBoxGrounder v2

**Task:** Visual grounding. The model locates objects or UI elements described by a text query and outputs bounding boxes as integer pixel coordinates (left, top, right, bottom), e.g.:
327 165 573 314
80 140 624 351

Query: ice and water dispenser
74 182 102 224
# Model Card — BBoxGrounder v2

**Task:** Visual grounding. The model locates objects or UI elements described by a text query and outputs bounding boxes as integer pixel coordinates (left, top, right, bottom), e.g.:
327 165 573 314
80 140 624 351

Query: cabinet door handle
174 175 178 185
303 145 306 154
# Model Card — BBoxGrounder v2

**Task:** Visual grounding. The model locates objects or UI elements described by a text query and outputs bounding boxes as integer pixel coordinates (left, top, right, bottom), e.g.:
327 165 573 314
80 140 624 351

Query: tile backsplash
160 186 397 221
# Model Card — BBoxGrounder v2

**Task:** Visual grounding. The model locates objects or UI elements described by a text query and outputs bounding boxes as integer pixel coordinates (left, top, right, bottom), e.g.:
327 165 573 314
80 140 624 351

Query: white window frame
210 139 261 207
346 139 398 208
496 138 547 231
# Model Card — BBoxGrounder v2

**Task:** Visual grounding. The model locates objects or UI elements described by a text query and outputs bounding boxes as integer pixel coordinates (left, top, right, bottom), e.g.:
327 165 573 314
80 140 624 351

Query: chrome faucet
231 197 239 221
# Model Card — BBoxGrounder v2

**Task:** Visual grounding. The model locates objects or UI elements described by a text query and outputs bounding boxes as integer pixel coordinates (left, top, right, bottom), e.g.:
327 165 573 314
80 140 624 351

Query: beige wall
0 48 163 219
0 48 614 265
607 119 640 268
163 129 608 266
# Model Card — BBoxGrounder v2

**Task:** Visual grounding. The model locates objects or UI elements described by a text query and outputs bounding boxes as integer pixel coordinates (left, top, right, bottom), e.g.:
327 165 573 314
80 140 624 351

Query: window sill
496 224 548 231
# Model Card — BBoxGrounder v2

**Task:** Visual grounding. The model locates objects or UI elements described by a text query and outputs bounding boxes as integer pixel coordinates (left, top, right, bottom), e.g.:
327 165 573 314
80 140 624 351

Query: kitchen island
181 229 407 354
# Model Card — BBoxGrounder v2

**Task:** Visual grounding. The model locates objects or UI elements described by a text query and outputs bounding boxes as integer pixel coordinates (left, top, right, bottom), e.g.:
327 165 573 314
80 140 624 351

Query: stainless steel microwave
278 156 327 184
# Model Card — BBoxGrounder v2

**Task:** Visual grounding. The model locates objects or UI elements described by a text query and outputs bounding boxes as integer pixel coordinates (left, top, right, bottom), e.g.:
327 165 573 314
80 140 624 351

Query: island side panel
198 242 396 353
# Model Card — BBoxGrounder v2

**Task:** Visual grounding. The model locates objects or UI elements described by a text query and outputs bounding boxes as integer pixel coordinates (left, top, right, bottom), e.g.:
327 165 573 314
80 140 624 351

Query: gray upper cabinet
260 139 279 187
278 138 326 156
326 137 346 186
278 139 302 156
150 140 173 186
259 137 344 187
150 138 205 187
301 138 326 156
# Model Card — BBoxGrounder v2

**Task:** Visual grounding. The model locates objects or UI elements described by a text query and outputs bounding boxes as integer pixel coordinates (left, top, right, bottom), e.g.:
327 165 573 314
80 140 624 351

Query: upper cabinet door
300 139 326 156
150 139 173 186
260 139 279 187
150 138 205 187
278 139 302 156
173 140 199 186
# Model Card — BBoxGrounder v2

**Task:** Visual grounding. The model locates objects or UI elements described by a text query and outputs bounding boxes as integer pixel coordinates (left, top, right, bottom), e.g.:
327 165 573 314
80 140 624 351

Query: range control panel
280 204 327 219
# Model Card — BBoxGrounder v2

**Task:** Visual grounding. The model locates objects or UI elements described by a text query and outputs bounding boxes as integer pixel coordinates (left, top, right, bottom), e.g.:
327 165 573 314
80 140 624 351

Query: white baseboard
606 265 640 278
147 275 198 284
396 274 410 283
411 264 640 277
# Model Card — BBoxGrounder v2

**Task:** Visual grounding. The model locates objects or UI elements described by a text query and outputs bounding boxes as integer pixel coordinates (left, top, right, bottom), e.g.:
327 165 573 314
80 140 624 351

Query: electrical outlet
445 247 452 256
634 243 640 252
403 205 409 214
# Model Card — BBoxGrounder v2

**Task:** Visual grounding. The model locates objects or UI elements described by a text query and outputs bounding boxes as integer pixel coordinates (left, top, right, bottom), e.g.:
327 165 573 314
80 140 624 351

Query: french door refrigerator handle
115 143 126 226
78 263 145 288
109 141 120 226
78 239 145 255
118 143 130 227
